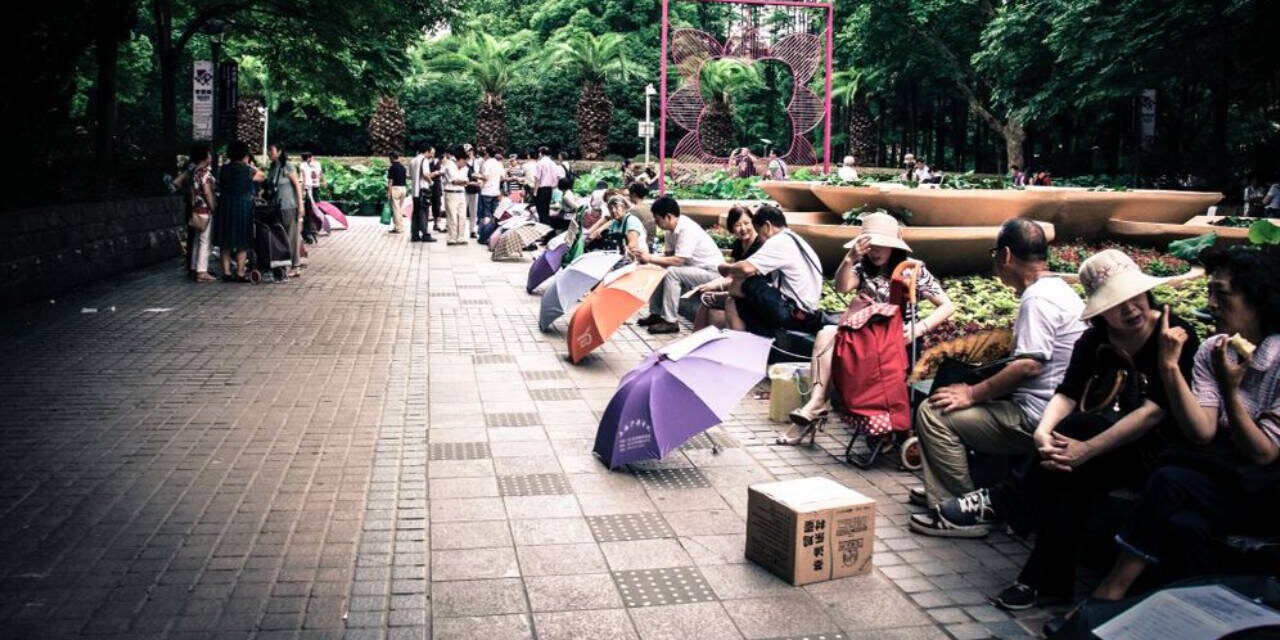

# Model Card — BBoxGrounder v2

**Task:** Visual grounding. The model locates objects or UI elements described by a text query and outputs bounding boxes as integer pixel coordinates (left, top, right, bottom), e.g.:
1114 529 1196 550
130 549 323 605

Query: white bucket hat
1078 249 1166 320
844 212 911 253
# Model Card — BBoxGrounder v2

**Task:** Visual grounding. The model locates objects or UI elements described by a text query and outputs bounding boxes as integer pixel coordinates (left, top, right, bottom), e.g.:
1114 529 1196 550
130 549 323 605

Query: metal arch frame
659 0 834 194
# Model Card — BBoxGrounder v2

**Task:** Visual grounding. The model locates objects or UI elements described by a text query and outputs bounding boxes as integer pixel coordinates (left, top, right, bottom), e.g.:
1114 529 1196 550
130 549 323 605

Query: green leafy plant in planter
790 167 818 181
1051 241 1191 277
1248 219 1280 245
705 224 737 250
573 167 624 194
1167 233 1218 262
841 205 911 226
668 171 766 200
821 172 876 187
326 160 390 215
937 171 1013 190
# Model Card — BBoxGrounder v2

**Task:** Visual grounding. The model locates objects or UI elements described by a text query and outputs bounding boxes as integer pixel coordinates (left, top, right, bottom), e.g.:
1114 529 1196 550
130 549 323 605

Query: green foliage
668 171 767 200
841 206 909 226
322 159 391 206
573 167 625 193
429 31 534 97
1248 220 1280 245
1167 234 1219 263
548 32 640 84
937 172 1013 190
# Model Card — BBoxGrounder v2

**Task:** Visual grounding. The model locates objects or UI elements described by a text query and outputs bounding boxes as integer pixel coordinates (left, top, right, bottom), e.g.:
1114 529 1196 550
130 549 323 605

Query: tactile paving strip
460 299 489 306
485 412 541 427
679 430 740 450
630 467 712 490
429 442 491 461
497 473 573 496
762 635 847 640
612 566 717 608
586 513 676 542
523 370 569 381
528 388 582 401
472 354 516 365
429 292 458 297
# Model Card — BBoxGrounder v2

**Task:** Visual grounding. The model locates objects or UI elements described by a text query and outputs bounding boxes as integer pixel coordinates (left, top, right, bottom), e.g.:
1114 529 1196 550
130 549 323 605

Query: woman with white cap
782 212 954 444
928 249 1202 611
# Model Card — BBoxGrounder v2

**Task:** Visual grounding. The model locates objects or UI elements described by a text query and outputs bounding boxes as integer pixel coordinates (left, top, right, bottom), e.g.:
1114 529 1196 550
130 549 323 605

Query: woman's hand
846 235 871 261
1213 337 1249 393
1157 305 1187 371
1043 433 1095 471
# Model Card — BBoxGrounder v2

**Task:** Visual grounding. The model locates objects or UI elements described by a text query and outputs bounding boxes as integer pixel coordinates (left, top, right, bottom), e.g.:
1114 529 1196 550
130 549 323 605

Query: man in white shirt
442 149 471 245
635 196 724 334
409 146 438 243
717 206 823 336
532 146 558 227
299 153 324 240
837 155 859 182
477 146 506 243
909 218 1087 537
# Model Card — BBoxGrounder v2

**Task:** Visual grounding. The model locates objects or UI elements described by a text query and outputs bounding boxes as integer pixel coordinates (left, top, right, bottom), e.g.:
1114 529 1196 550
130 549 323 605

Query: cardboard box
744 477 876 586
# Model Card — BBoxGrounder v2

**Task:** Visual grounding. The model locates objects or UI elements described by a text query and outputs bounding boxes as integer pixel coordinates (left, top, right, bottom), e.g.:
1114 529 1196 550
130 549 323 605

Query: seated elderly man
909 218 1087 537
717 206 824 337
635 196 724 335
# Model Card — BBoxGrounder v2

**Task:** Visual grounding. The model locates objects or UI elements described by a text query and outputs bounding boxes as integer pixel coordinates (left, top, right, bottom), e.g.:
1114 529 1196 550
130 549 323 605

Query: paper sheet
1094 585 1280 640
657 327 727 361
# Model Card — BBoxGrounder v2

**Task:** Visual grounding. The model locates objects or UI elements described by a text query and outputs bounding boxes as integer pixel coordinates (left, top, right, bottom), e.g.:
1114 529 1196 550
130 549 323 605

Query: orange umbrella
567 265 667 364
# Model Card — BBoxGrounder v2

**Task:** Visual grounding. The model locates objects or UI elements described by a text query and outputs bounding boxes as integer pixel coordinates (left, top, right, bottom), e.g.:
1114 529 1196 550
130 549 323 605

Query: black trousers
410 192 433 240
1016 413 1152 597
534 186 554 225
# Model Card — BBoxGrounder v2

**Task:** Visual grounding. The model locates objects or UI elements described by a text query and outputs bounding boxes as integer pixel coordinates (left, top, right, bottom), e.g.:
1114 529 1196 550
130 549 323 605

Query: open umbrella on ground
527 242 570 294
593 328 773 468
492 222 552 261
316 201 348 230
538 252 623 332
567 265 666 364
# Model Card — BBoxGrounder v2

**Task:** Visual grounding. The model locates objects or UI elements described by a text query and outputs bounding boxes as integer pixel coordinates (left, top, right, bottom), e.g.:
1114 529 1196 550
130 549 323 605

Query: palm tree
831 69 877 166
700 59 763 156
548 32 641 160
430 31 531 152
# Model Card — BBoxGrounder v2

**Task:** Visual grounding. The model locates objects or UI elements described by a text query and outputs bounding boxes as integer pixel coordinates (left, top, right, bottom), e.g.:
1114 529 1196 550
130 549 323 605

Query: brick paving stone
0 219 1077 638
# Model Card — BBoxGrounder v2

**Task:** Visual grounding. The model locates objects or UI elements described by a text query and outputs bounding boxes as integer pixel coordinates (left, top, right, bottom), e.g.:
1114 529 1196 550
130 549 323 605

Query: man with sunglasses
909 218 1087 537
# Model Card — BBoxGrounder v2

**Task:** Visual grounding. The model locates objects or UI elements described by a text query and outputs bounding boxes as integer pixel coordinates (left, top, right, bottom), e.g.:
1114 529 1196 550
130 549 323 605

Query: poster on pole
217 61 239 141
1140 89 1156 150
192 61 214 141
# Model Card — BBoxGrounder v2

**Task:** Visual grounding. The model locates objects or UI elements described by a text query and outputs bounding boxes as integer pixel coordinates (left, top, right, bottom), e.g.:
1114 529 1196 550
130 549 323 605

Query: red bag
830 302 911 436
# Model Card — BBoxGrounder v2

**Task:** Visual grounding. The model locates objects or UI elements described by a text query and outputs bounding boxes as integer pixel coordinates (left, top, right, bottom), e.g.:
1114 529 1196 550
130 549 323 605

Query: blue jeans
477 195 498 243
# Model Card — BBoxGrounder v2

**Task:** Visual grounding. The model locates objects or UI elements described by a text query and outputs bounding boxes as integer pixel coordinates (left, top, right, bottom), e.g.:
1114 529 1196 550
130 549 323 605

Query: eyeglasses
989 246 1003 259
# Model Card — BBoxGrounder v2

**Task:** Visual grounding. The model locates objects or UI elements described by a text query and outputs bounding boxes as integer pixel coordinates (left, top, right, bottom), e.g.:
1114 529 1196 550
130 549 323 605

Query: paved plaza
0 218 1060 639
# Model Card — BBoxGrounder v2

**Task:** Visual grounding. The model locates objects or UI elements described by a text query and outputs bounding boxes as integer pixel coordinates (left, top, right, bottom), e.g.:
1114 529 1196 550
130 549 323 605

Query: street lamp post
644 83 657 168
201 18 229 158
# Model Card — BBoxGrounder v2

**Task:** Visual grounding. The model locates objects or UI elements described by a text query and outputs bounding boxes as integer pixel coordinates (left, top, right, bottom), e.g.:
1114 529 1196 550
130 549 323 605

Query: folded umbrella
538 251 623 332
593 328 773 468
527 242 570 294
316 201 348 230
493 222 551 261
567 265 666 364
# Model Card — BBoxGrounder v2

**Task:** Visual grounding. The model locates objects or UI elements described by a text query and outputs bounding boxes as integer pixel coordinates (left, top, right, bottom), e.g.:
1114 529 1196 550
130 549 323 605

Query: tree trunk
153 0 178 159
1003 119 1025 173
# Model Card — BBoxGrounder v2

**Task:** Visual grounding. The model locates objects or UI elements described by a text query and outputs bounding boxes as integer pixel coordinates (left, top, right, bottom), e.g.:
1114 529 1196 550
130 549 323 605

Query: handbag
1079 344 1147 423
188 211 210 231
929 357 1014 395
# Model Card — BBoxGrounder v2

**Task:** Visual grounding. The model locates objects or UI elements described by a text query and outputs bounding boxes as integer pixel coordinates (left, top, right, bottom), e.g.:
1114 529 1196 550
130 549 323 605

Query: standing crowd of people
176 141 325 283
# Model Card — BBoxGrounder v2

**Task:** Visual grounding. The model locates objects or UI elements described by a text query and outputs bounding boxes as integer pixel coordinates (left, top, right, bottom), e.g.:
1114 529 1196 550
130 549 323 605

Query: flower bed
1048 241 1190 277
819 274 1211 352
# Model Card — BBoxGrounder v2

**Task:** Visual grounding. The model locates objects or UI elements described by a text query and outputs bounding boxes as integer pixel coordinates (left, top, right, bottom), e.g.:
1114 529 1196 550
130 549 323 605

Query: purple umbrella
593 328 773 468
526 243 569 294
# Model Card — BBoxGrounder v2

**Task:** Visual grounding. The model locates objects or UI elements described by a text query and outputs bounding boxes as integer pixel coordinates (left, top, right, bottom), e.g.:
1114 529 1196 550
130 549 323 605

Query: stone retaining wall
0 196 185 309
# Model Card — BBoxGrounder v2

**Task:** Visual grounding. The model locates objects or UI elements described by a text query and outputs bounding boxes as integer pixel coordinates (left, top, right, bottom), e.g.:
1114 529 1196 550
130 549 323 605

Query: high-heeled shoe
775 419 822 446
788 406 830 427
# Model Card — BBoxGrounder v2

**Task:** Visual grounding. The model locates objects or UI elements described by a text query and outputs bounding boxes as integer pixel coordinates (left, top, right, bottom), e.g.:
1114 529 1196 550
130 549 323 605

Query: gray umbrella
537 251 624 332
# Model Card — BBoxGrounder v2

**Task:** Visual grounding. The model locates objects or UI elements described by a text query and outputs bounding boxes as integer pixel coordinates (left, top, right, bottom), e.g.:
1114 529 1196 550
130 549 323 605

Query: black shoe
424 236 438 243
937 488 997 528
470 232 478 239
636 314 664 327
993 583 1038 611
647 321 680 335
907 486 928 507
410 238 422 243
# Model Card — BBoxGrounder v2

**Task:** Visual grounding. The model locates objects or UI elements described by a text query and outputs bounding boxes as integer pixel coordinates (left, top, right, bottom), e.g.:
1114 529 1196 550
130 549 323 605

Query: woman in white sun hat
930 248 1203 611
781 212 955 443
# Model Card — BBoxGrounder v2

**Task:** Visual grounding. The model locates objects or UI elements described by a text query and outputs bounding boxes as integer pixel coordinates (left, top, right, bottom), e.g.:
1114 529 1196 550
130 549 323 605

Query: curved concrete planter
759 181 827 212
788 221 1056 276
1104 216 1263 249
810 184 892 214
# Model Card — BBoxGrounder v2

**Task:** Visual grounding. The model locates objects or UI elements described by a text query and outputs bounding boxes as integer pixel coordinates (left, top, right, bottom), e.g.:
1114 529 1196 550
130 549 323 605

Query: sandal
789 407 830 428
776 420 822 446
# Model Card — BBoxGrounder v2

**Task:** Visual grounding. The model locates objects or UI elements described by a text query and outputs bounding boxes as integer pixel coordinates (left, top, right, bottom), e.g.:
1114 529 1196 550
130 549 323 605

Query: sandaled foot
788 406 829 427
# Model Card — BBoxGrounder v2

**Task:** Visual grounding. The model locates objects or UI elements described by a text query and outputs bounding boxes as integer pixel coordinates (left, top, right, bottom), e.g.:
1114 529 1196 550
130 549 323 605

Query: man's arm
971 357 1043 403
719 260 759 278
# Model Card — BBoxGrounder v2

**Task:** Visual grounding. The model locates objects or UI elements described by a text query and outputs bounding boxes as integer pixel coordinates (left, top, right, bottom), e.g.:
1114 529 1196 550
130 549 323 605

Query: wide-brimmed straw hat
844 212 911 253
1079 249 1167 320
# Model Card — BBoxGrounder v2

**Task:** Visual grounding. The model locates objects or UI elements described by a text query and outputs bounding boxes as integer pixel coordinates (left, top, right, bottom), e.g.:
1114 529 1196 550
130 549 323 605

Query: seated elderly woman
781 212 954 445
1085 247 1280 606
924 250 1203 610
584 193 647 259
